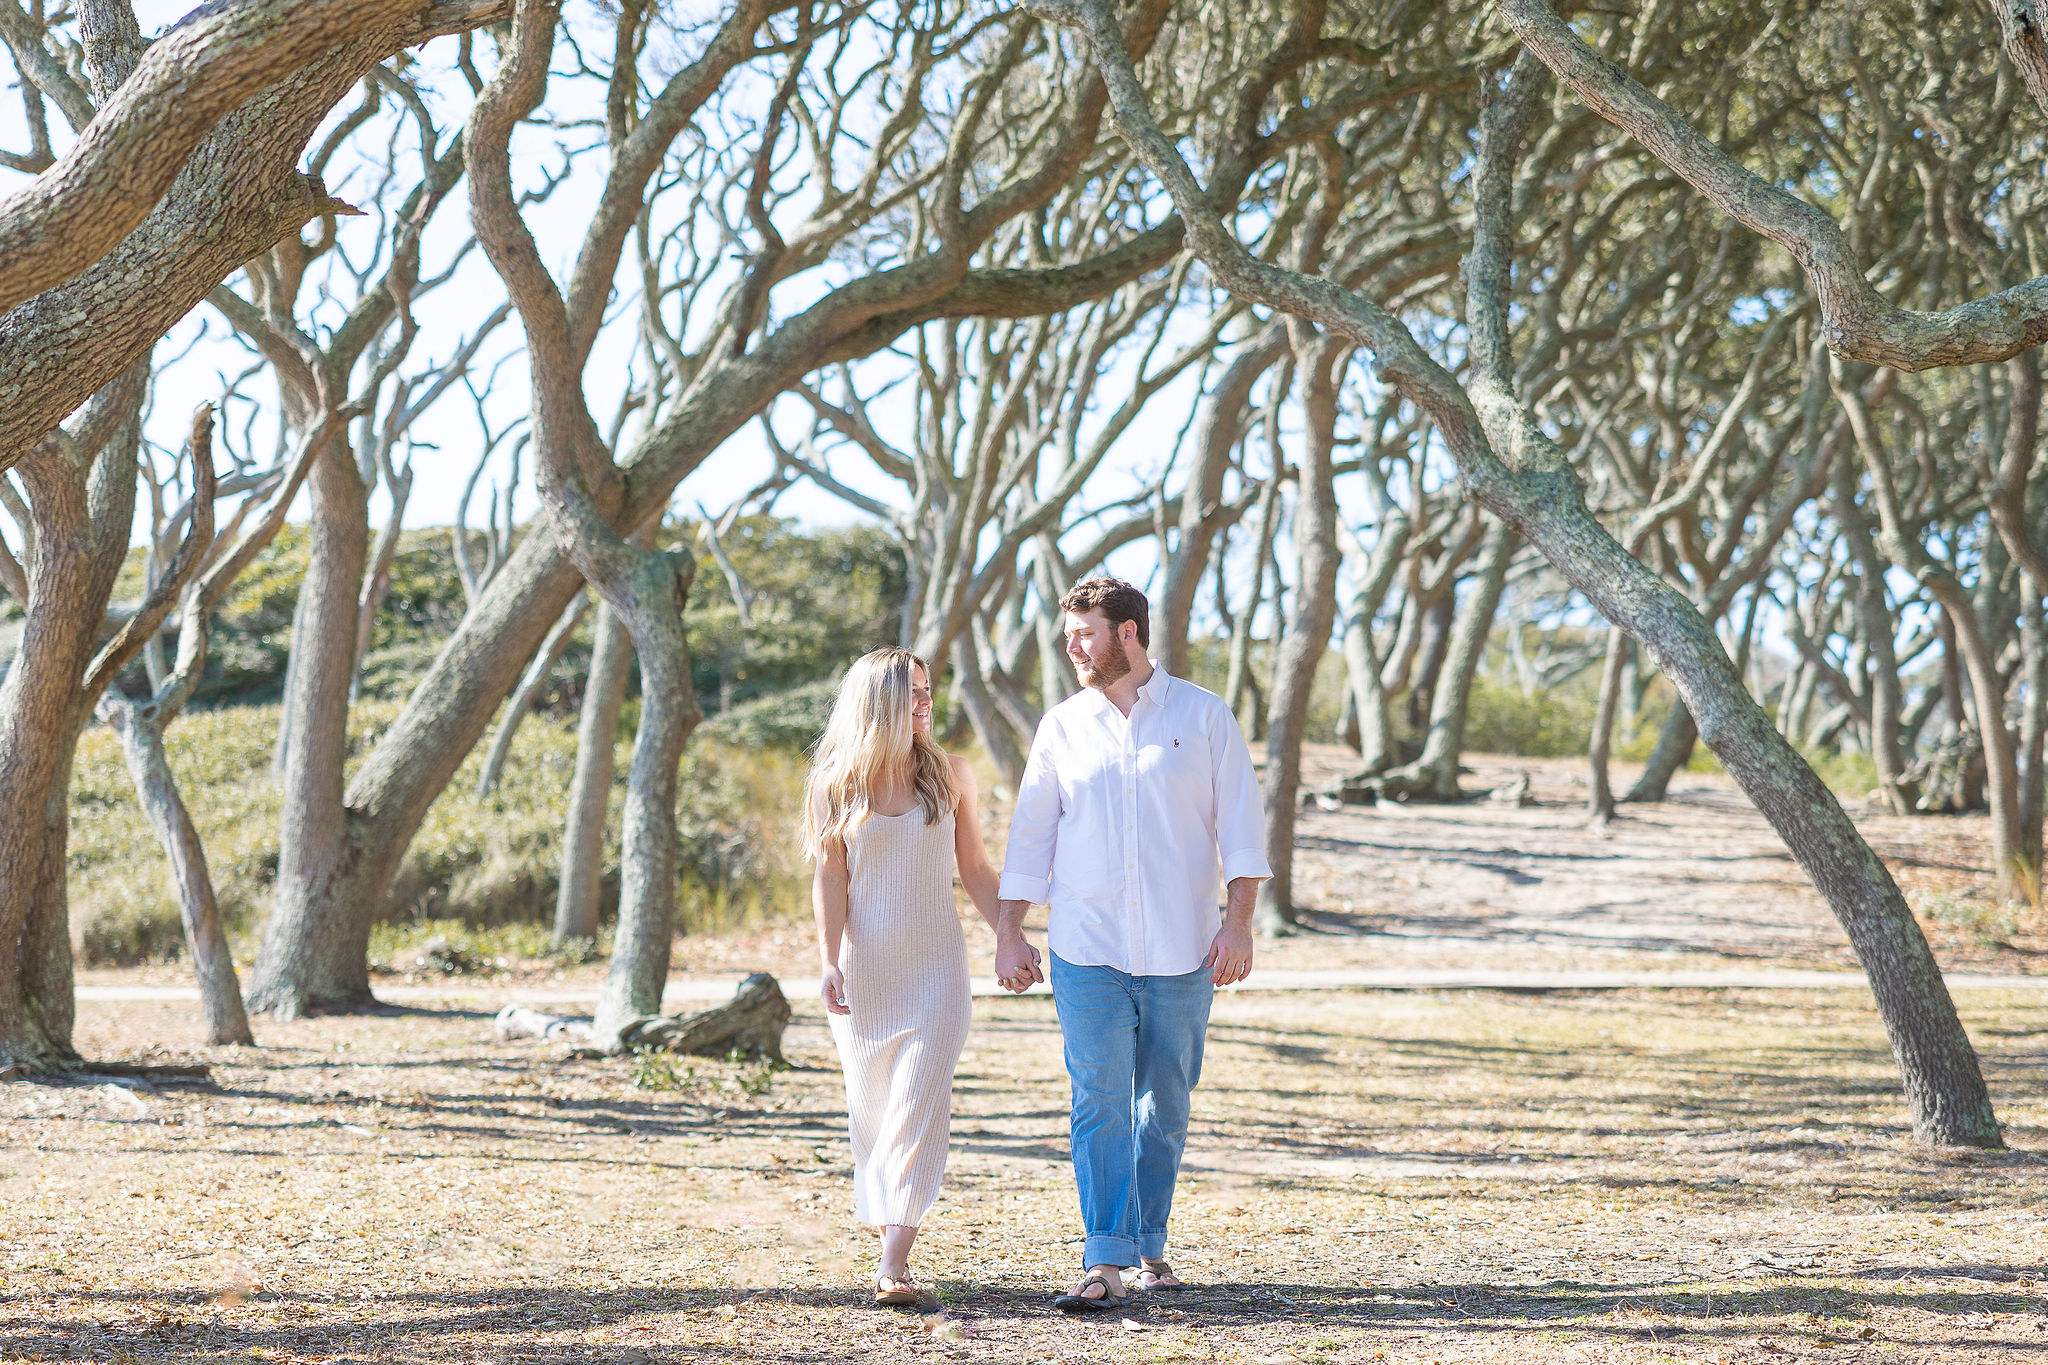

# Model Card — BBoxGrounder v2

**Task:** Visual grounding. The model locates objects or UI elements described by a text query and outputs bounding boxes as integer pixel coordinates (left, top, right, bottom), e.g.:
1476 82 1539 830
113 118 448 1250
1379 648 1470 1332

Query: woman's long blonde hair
802 648 958 858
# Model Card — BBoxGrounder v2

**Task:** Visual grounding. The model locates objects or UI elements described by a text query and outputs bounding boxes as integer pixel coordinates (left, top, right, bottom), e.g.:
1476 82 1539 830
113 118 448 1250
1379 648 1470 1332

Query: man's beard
1076 646 1130 690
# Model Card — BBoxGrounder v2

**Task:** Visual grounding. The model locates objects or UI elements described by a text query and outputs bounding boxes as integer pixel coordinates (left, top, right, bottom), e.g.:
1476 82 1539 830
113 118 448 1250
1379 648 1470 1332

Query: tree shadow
6 1273 2046 1362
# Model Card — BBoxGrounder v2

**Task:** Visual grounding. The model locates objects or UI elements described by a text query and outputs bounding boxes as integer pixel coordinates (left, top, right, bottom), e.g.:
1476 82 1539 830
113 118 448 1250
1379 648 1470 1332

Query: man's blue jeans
1049 952 1213 1269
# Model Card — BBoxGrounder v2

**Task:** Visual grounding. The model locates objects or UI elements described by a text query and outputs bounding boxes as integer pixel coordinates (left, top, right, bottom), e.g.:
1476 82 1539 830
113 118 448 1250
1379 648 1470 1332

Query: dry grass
66 702 811 966
4 985 2045 1364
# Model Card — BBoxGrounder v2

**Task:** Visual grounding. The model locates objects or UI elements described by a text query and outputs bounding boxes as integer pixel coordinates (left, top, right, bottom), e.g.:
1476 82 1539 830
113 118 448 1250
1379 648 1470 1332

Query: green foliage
687 516 906 712
1915 888 2022 947
629 1048 697 1092
1797 746 1879 803
730 1051 783 1097
1463 674 1600 758
365 918 594 971
704 677 838 751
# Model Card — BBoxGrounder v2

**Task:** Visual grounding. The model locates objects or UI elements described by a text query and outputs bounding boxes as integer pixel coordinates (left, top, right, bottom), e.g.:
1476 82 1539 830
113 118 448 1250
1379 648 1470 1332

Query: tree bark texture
98 698 253 1045
555 593 634 945
587 551 702 1051
1587 625 1628 824
952 628 1028 786
1226 470 1280 735
247 439 373 1017
466 0 708 1053
1625 699 1697 803
1495 0 2048 371
478 591 591 799
1255 325 1343 936
1157 328 1286 676
0 376 142 1070
1831 456 1918 813
0 3 512 471
1386 518 1515 801
1338 505 1411 774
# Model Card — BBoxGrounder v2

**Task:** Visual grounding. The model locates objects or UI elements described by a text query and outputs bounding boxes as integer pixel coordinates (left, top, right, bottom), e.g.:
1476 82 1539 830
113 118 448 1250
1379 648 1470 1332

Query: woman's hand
821 964 850 1015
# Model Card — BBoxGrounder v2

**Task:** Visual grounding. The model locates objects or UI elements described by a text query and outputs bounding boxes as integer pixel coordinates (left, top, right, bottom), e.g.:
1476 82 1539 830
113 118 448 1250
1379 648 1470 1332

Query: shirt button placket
1127 724 1140 973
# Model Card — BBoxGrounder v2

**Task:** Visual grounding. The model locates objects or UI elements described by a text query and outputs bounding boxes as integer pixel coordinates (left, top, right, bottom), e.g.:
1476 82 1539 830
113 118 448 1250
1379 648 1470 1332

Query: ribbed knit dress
828 804 971 1228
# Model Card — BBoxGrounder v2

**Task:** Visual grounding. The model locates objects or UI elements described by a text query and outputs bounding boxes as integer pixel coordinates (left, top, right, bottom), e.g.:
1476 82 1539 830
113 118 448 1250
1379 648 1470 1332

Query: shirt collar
1077 661 1170 713
1134 661 1171 708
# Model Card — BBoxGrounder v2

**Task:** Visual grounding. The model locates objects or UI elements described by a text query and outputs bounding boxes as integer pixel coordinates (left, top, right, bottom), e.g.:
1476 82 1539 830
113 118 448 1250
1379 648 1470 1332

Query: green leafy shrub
1463 674 1600 758
706 677 838 751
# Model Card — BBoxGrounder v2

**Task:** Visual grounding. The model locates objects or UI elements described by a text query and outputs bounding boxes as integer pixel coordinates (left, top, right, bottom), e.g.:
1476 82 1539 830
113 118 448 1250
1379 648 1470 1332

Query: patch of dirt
4 987 2046 1363
1258 748 2048 977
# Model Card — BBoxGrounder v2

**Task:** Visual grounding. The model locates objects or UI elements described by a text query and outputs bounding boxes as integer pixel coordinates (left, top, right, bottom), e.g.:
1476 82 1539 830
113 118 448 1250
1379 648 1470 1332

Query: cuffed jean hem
1082 1233 1142 1268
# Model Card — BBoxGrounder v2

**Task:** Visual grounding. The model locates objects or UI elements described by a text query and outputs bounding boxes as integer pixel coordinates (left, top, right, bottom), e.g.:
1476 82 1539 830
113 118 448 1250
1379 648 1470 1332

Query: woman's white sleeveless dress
828 805 971 1226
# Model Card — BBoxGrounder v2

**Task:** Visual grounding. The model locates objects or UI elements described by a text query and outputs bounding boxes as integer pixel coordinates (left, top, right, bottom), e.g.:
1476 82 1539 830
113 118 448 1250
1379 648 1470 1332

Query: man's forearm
1223 876 1260 928
996 898 1033 940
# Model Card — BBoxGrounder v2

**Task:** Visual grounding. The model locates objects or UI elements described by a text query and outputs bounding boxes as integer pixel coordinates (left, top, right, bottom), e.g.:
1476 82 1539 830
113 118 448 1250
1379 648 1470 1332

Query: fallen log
620 972 791 1064
500 972 792 1062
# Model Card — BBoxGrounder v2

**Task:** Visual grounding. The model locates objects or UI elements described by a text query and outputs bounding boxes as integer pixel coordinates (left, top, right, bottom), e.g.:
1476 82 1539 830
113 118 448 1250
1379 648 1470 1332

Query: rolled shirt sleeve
997 716 1061 903
1210 699 1273 884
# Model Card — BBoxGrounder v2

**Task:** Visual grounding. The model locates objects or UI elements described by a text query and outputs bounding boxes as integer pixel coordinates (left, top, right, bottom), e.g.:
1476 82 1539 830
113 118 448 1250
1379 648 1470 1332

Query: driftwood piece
1487 773 1535 807
620 972 791 1064
70 1062 213 1086
493 1004 589 1043
1301 773 1380 811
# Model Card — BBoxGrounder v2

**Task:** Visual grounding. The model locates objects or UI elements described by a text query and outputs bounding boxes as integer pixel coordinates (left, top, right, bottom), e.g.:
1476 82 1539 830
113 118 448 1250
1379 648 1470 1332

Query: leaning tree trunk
555 592 634 945
0 389 143 1071
1626 697 1697 803
2019 577 2047 897
1587 625 1629 824
1044 13 2000 1142
247 437 374 1017
477 591 592 799
588 550 702 1051
1833 458 1918 812
951 630 1027 787
98 698 254 1045
1383 518 1516 801
1226 470 1280 733
1339 501 1411 775
1255 326 1343 937
1158 328 1285 676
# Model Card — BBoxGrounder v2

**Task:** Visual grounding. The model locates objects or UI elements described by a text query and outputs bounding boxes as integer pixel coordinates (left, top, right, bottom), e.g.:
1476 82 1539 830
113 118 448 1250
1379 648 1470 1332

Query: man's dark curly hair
1059 577 1150 649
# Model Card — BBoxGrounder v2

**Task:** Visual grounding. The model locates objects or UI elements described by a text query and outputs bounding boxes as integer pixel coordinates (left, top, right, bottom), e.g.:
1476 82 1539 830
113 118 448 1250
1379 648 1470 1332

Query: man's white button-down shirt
997 666 1272 977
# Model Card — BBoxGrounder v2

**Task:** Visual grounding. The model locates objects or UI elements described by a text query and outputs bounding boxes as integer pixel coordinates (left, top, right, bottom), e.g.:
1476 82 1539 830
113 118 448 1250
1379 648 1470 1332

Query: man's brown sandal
1052 1270 1125 1312
1136 1259 1187 1291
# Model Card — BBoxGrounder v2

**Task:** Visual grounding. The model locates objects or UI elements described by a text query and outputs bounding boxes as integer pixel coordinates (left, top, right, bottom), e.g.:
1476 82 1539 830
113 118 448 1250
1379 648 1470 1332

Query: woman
803 648 1022 1306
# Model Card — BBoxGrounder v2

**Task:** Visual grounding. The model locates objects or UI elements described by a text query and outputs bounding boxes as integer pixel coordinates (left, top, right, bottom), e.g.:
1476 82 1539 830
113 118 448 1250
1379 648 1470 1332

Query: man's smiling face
1064 608 1131 690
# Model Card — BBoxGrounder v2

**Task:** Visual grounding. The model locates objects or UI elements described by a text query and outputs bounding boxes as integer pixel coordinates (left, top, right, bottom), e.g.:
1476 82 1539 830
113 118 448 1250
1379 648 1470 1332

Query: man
994 577 1270 1312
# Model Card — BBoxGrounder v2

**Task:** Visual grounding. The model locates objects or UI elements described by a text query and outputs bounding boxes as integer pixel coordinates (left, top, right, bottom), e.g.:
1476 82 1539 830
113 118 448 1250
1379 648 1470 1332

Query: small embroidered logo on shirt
1173 738 1180 747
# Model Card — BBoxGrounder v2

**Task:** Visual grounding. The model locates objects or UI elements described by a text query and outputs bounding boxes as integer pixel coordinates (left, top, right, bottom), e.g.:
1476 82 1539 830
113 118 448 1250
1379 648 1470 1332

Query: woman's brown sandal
874 1274 918 1308
1052 1270 1125 1313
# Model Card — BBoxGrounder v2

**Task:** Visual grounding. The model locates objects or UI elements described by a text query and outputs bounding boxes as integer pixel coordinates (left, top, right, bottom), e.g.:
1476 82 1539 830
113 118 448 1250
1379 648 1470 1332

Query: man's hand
821 964 850 1015
995 932 1044 993
1203 917 1254 987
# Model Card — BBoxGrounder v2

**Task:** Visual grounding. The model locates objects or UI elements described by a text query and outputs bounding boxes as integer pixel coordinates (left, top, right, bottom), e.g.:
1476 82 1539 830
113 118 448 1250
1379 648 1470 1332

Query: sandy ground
19 748 2048 1362
3 988 2045 1364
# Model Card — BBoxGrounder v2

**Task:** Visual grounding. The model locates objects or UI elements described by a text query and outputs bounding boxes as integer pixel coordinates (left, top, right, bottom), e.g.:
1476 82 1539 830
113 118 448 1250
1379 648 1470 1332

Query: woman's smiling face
910 665 933 735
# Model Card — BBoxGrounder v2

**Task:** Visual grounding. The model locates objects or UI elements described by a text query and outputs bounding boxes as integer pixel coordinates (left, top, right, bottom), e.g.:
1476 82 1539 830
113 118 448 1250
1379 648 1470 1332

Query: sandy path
1254 748 2043 978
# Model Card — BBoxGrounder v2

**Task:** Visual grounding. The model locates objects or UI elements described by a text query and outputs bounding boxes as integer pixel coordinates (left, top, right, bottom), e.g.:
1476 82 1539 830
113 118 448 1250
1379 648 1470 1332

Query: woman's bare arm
810 789 852 1015
948 755 1004 931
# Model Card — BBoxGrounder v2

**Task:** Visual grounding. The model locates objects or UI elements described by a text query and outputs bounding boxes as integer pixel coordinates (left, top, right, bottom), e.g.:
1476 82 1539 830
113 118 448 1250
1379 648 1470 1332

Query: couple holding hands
804 578 1271 1311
